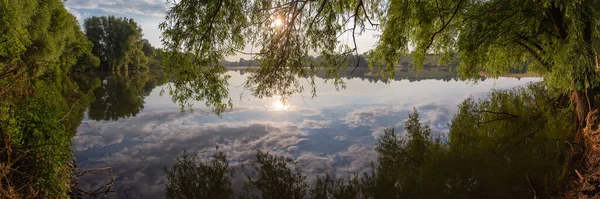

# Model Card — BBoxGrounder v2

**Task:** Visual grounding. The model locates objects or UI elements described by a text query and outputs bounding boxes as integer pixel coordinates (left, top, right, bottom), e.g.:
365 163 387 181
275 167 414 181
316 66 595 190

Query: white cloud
297 152 335 182
298 119 331 129
344 106 407 128
334 144 377 178
74 110 311 197
67 8 82 21
370 126 387 140
333 135 346 141
65 0 167 17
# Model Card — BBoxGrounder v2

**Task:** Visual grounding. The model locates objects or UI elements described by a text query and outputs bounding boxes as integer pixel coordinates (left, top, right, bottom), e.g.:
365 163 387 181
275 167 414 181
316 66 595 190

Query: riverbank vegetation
0 0 98 196
0 0 161 196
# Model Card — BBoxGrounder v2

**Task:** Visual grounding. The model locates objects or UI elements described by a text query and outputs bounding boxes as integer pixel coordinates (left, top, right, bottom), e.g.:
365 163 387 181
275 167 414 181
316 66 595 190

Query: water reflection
232 67 480 83
272 99 290 111
87 70 165 121
73 69 542 198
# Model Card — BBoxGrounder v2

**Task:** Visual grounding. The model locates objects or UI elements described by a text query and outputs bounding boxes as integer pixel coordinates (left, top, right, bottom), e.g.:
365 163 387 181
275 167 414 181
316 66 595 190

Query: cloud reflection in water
74 71 541 198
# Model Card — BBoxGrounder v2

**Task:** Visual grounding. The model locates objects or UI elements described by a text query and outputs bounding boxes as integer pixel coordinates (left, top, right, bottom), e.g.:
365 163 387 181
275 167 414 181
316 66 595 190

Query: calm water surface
74 69 541 198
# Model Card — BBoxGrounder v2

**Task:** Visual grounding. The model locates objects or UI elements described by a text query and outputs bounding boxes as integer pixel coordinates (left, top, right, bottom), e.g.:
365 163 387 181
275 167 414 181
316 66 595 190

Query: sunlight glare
274 18 283 27
272 99 288 111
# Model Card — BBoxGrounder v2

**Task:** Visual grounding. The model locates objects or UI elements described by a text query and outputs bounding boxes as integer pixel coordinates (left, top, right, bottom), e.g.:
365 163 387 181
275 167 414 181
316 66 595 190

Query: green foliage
165 150 234 199
161 0 600 112
83 16 150 71
0 0 98 76
164 84 574 198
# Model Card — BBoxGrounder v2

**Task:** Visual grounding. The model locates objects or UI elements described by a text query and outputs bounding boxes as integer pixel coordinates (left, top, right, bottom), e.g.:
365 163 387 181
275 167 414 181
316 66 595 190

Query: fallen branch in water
69 166 117 198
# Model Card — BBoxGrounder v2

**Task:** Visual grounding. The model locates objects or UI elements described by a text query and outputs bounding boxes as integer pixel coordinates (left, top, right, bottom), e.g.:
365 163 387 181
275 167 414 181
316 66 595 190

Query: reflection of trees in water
165 84 573 198
1 71 165 197
0 74 101 197
230 68 479 83
87 70 165 121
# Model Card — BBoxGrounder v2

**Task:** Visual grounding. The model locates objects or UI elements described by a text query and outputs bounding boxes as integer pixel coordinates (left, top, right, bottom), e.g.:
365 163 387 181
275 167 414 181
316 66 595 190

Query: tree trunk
570 86 600 198
571 89 592 129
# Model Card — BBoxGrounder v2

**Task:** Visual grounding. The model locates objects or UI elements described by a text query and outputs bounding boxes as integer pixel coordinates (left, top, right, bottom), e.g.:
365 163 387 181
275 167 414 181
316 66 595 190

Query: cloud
75 110 311 197
298 119 331 129
333 144 377 179
65 0 167 17
344 103 454 132
297 152 335 182
370 126 387 140
341 103 454 140
74 109 388 197
67 8 82 21
333 135 346 141
344 106 407 128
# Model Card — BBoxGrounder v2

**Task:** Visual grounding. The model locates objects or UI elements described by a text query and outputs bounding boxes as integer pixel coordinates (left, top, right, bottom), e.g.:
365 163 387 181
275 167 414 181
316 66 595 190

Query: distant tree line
220 54 459 70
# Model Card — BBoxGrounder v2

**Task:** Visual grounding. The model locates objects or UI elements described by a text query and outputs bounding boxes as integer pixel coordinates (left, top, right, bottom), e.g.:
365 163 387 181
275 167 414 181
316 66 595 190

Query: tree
84 16 149 71
0 0 98 77
141 39 155 57
160 0 600 123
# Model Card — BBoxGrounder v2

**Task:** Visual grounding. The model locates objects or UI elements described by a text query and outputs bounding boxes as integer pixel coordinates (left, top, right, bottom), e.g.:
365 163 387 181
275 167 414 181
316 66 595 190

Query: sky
64 0 379 61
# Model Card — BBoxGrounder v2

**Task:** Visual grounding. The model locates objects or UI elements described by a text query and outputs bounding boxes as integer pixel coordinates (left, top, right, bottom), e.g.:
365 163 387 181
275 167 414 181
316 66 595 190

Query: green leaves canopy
161 0 600 113
84 16 150 71
0 0 98 77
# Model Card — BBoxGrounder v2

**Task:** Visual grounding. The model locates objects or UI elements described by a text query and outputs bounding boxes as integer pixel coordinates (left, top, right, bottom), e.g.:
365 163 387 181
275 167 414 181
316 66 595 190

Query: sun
274 18 283 27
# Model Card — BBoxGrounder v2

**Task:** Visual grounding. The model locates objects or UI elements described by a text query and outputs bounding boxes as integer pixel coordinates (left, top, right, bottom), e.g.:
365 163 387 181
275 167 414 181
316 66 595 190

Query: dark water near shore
73 69 541 198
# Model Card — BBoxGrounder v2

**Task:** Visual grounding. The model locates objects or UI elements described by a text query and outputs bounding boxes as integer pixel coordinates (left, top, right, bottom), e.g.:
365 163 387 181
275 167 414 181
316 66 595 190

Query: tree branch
424 0 464 52
515 40 552 71
350 0 362 74
308 0 328 29
547 5 567 40
359 0 379 27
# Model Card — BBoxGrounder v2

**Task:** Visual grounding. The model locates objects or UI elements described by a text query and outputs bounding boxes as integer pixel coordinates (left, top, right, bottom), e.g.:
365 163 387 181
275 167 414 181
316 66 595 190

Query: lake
73 69 541 198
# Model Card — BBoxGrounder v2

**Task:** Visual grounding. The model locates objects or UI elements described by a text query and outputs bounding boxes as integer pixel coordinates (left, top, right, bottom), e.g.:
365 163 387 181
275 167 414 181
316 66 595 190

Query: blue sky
65 0 379 60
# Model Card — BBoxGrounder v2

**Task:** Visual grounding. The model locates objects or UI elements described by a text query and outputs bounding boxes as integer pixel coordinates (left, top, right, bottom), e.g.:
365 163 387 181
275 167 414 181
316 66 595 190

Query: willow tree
160 0 600 119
